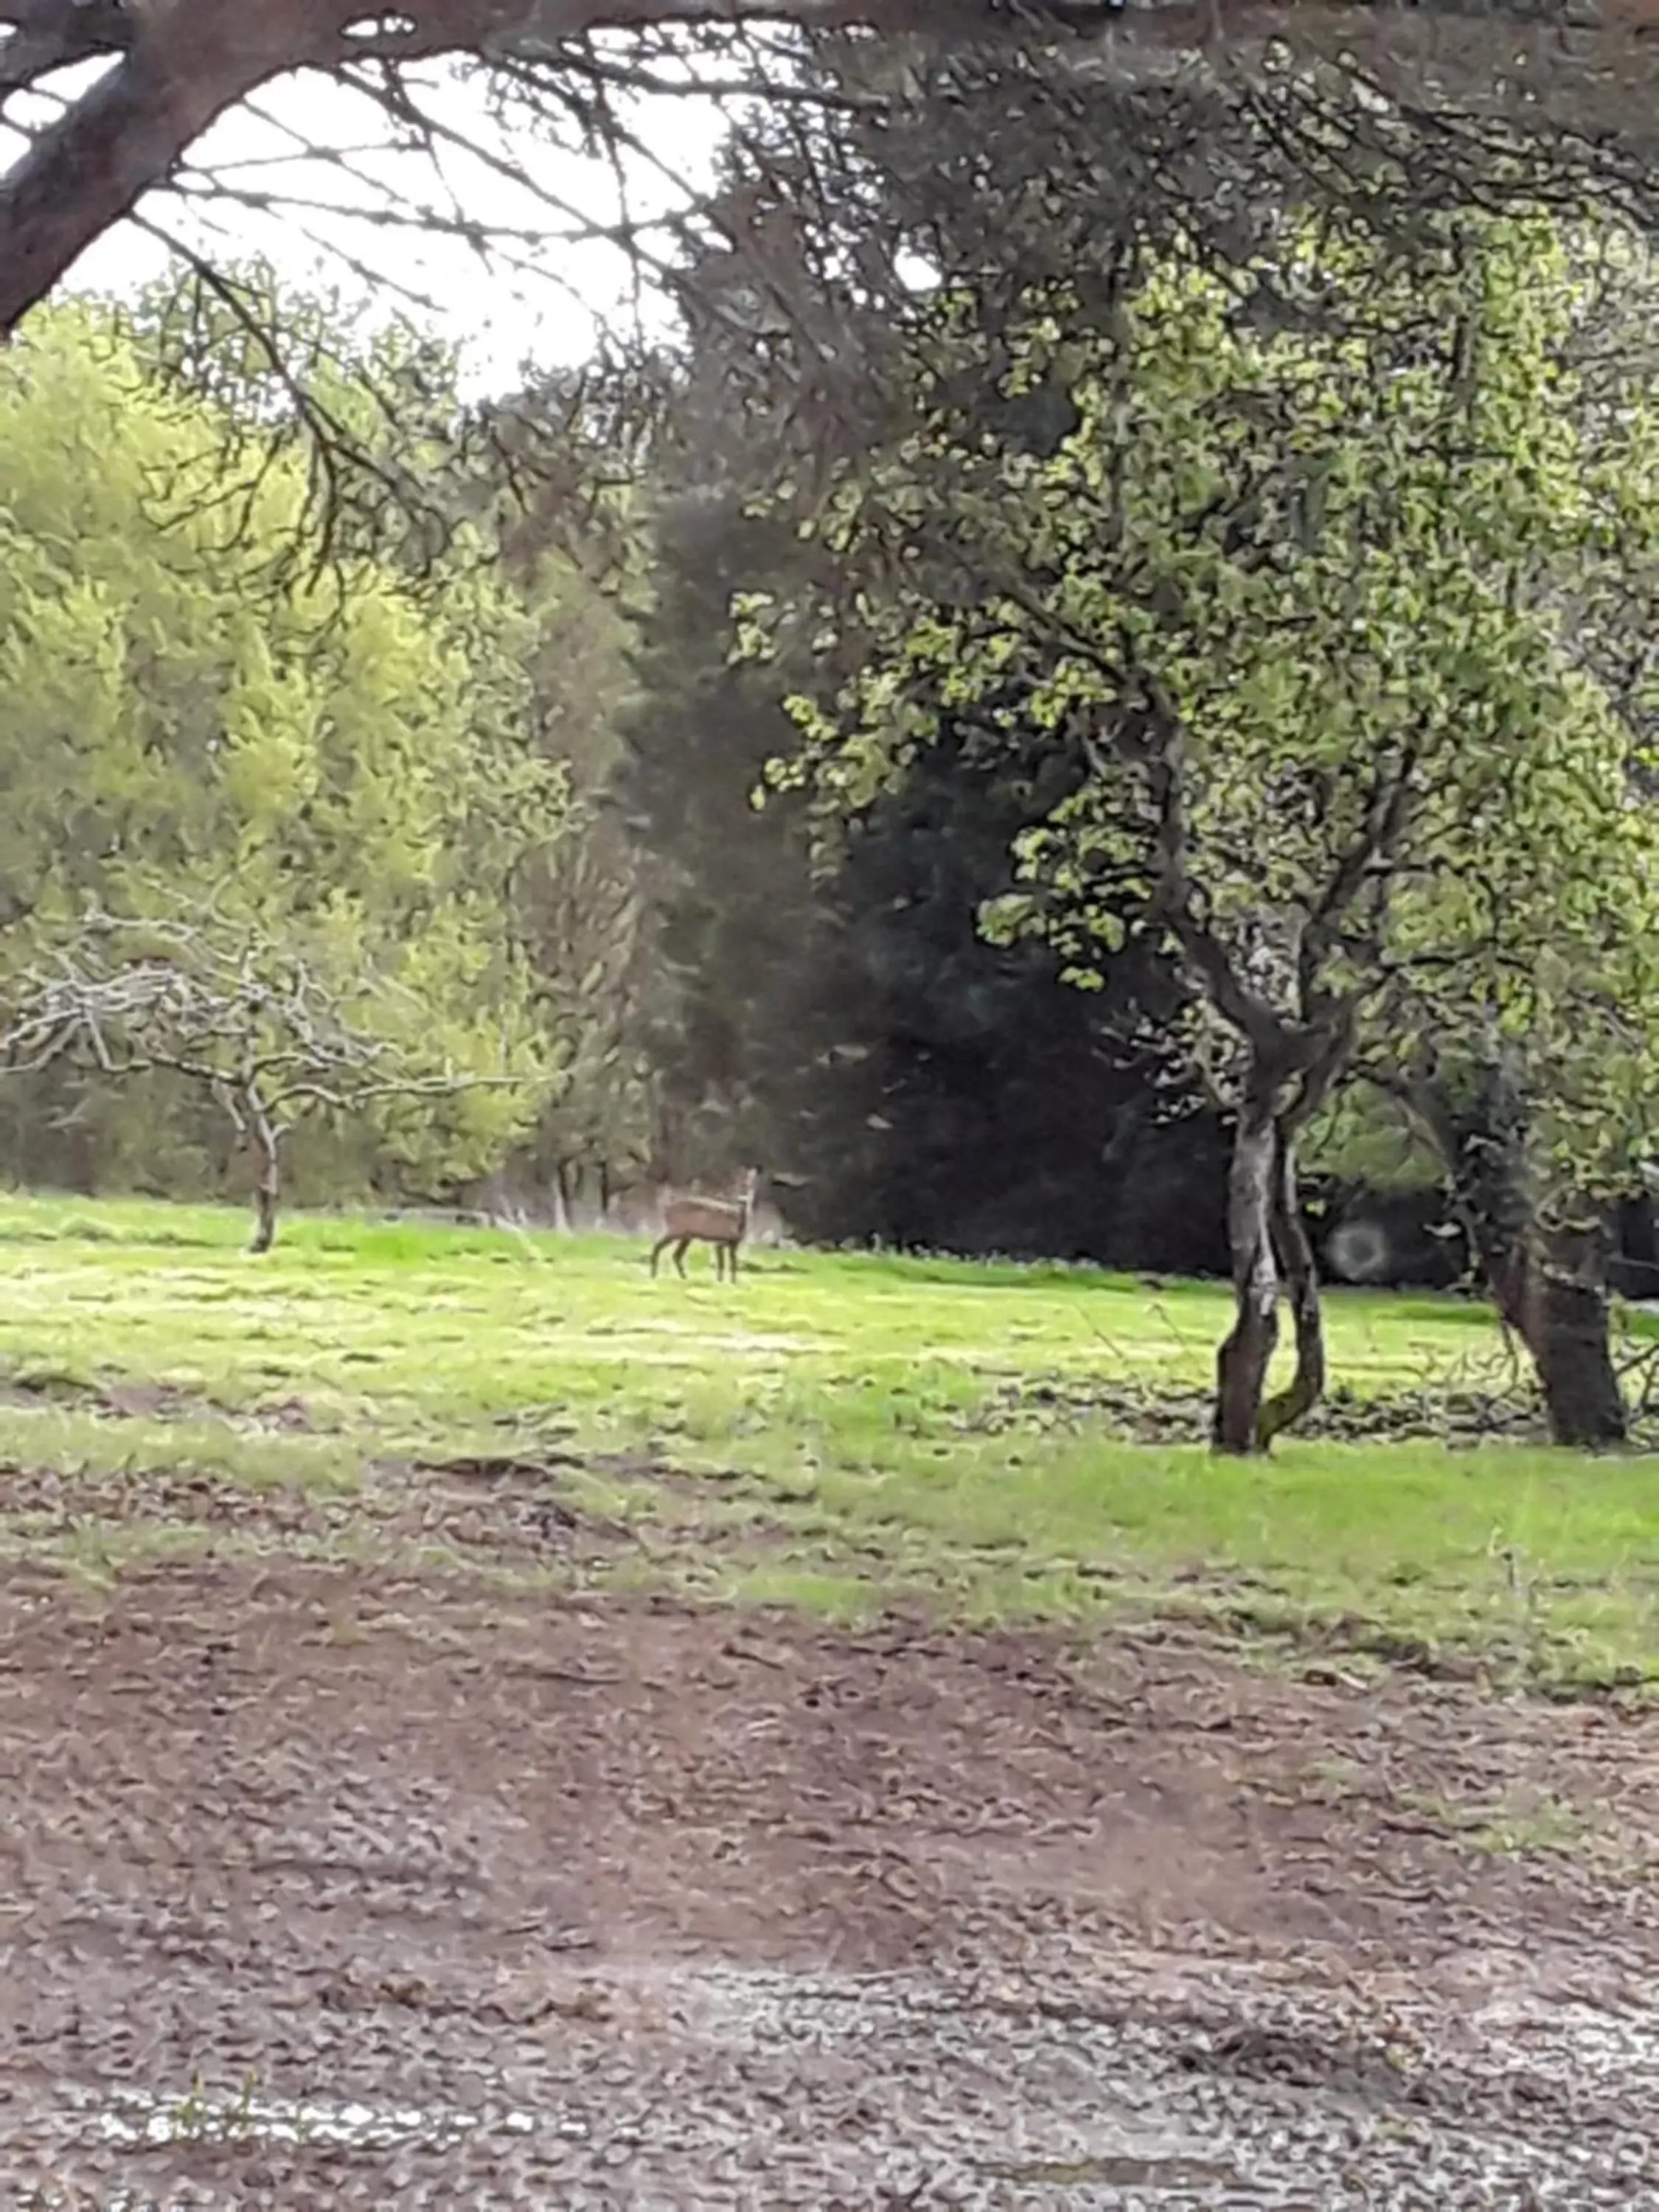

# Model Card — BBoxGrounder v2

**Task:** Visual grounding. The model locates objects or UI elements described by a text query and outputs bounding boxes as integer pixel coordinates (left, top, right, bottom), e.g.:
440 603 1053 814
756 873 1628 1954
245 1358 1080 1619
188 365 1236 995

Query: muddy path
0 1561 1656 2206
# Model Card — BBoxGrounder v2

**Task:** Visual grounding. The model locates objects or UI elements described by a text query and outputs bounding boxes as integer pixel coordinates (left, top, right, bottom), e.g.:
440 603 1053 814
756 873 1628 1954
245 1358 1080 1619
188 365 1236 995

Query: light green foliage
751 212 1659 1206
0 1189 1656 1690
0 299 569 1192
1304 1084 1444 1193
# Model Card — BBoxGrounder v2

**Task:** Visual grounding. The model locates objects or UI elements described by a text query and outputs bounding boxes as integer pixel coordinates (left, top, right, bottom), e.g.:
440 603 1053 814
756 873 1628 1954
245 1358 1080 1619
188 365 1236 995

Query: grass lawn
0 1187 1655 1691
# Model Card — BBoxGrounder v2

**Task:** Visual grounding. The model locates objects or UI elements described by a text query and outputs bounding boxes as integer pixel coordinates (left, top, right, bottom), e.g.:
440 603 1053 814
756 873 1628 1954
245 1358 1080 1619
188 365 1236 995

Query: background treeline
0 257 1234 1270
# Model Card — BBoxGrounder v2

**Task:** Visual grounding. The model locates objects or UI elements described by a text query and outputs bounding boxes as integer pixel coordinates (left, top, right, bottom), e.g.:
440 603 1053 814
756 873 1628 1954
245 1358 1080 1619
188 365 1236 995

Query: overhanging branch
6 0 1659 344
0 0 133 102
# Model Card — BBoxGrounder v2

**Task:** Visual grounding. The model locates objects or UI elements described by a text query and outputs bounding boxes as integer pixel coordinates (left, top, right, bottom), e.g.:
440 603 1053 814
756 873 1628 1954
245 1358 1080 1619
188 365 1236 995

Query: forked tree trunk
1214 1093 1281 1455
1257 1135 1326 1447
1214 1093 1329 1455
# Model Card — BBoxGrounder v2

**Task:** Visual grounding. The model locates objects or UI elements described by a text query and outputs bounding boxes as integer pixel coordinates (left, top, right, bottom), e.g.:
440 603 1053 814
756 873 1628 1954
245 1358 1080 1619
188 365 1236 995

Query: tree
118 262 684 1217
4 0 1658 349
0 298 554 922
119 262 676 1212
746 209 1659 1451
119 258 662 597
599 150 1232 1262
0 1 1078 340
0 908 538 1250
116 260 504 588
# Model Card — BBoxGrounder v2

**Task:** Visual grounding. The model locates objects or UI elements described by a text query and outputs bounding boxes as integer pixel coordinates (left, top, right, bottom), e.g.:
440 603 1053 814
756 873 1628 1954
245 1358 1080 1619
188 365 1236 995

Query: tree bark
1419 1061 1629 1449
0 0 1109 337
0 6 315 336
552 1159 577 1233
1214 1088 1280 1455
1256 1131 1325 1449
1478 1222 1627 1449
248 1097 280 1255
1213 1055 1333 1455
1521 1247 1627 1450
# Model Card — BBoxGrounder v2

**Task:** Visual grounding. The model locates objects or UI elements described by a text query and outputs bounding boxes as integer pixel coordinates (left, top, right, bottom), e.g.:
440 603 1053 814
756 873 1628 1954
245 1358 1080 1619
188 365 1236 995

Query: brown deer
650 1167 761 1282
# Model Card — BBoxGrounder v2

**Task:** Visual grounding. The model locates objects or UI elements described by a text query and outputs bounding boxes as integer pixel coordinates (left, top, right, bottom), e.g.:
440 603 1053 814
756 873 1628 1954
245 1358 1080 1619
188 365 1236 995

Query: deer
650 1167 761 1282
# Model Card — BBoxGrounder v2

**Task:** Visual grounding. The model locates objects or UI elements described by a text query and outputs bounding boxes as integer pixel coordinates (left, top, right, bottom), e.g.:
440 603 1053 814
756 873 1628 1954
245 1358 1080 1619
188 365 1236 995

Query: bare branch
0 1 1108 337
0 907 522 1108
8 0 1659 349
1296 742 1419 1006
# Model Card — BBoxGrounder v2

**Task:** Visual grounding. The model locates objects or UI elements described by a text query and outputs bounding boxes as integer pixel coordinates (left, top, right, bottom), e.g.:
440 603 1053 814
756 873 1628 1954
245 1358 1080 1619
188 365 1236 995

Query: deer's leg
650 1236 671 1277
673 1239 689 1279
729 1242 741 1281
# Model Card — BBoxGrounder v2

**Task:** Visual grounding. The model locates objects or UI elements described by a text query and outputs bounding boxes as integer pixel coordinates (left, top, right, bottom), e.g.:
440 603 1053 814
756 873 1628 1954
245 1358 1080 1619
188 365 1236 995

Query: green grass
0 1186 1655 1690
0 1400 358 1493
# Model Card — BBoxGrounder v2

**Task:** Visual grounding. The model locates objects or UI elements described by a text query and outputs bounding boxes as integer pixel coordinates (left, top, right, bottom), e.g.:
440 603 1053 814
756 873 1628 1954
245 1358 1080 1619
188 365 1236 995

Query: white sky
3 53 731 394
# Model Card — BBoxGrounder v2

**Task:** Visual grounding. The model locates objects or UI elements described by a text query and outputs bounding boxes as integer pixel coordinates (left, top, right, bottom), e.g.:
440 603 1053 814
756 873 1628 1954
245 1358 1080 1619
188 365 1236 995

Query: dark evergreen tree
618 469 1230 1266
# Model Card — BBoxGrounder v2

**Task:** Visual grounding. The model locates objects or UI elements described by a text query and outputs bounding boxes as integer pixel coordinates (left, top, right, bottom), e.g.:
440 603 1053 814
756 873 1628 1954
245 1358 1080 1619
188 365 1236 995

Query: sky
4 51 732 394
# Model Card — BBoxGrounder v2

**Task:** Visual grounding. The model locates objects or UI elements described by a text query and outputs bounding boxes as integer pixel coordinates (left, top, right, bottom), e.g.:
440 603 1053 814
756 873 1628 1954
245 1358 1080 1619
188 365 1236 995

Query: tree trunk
1523 1251 1627 1449
1435 1062 1627 1449
552 1161 577 1234
249 1105 279 1256
1214 1091 1280 1455
1479 1224 1627 1449
1256 1133 1326 1449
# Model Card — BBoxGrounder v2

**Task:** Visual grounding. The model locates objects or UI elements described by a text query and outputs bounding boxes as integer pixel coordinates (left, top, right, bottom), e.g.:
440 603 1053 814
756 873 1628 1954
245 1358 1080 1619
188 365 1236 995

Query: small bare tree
0 909 519 1251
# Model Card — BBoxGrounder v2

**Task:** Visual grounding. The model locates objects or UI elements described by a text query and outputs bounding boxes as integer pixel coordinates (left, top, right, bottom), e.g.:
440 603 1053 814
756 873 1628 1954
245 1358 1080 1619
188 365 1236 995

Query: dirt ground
1 1559 1658 2208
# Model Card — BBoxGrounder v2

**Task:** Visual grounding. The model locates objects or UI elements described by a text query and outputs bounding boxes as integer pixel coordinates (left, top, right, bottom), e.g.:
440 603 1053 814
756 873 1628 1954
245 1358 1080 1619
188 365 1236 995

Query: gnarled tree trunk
1213 1085 1329 1456
1214 1087 1280 1454
1523 1251 1626 1449
1419 1059 1627 1449
1479 1223 1627 1449
1258 1130 1326 1447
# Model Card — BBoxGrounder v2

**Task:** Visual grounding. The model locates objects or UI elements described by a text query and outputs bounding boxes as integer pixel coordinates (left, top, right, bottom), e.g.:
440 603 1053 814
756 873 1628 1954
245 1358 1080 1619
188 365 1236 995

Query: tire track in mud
0 1562 1655 2205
